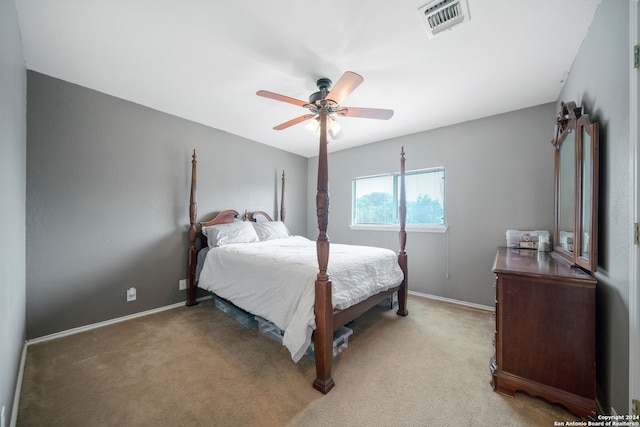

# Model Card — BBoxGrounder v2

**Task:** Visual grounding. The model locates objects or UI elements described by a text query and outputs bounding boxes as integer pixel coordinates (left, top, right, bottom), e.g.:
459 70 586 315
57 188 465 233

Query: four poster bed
186 143 409 393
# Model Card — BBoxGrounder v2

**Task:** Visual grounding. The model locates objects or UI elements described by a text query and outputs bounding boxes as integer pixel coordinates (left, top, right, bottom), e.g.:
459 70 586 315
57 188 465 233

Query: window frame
349 167 448 233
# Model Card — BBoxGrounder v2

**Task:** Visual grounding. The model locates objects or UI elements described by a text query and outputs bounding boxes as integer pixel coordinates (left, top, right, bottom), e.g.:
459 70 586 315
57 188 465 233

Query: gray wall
0 0 27 422
26 72 308 339
308 103 556 307
558 0 630 414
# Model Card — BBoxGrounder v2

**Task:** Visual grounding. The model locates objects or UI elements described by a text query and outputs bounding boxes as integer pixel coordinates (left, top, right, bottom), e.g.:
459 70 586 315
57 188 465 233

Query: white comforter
197 236 404 362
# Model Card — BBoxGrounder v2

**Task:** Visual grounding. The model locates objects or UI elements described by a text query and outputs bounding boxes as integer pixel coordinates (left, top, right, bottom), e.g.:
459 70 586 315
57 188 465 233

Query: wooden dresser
491 247 596 420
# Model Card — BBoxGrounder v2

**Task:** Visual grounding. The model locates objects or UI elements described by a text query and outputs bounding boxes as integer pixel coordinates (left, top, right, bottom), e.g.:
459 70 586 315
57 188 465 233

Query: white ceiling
16 0 601 158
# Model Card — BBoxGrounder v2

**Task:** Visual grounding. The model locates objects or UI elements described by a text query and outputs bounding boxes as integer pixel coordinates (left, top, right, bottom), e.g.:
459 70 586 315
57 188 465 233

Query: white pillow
202 221 259 247
252 221 290 241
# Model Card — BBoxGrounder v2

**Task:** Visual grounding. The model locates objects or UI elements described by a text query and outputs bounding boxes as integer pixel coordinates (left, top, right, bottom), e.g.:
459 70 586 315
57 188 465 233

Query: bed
186 146 409 393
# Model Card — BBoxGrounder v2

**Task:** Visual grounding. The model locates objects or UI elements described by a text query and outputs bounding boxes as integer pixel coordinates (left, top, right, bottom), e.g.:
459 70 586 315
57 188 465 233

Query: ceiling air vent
418 0 470 38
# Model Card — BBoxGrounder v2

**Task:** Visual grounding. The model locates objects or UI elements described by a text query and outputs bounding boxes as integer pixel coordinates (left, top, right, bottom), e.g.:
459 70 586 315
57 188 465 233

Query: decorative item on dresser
490 101 600 420
185 146 409 394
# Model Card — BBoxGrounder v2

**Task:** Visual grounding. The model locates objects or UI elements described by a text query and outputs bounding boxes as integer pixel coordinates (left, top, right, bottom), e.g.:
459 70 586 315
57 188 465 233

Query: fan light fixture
305 115 343 140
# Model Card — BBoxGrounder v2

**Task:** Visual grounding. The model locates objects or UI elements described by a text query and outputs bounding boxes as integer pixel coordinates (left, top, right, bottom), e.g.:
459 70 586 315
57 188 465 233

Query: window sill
349 224 448 233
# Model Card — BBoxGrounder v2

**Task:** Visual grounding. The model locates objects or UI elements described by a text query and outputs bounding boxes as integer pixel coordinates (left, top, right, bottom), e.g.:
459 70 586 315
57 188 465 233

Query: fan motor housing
309 91 322 104
309 78 332 104
316 78 332 90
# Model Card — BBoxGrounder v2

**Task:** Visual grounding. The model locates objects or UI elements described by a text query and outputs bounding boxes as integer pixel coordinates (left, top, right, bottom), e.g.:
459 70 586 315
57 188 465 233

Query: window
351 167 446 231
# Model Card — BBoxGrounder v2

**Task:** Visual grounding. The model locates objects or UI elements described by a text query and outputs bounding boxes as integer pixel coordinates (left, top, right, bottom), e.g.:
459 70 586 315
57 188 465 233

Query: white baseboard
10 342 27 427
23 292 490 345
27 295 212 345
27 292 488 345
408 290 495 312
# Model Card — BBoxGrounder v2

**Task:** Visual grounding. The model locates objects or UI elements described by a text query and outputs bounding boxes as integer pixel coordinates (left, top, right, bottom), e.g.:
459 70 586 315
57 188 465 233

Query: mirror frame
551 101 599 272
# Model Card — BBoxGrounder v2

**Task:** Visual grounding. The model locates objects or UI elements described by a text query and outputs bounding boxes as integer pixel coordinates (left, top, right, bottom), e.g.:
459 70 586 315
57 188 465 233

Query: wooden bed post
397 147 409 316
187 150 198 307
313 99 335 394
280 170 286 222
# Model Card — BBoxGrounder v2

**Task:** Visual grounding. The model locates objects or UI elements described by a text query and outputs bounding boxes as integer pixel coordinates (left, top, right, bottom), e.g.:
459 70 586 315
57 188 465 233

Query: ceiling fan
256 71 394 140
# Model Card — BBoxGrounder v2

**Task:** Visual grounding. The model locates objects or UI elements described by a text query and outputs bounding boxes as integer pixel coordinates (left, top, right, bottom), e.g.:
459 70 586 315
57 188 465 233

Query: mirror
558 128 576 253
551 102 599 272
576 113 599 271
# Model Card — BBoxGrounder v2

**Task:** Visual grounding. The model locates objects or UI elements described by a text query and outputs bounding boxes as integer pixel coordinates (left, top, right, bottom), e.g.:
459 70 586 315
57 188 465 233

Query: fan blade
326 71 364 105
273 114 316 130
257 90 308 107
336 106 394 120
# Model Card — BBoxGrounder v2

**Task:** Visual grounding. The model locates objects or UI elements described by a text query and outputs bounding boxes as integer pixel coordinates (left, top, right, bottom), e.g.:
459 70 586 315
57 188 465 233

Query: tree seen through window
352 168 445 226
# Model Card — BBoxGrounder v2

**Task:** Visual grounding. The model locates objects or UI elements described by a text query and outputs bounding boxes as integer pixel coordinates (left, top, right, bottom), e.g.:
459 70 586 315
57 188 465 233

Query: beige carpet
18 295 579 426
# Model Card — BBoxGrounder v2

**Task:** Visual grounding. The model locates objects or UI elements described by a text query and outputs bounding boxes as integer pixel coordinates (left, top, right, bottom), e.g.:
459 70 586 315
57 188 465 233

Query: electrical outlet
126 287 136 302
179 279 187 290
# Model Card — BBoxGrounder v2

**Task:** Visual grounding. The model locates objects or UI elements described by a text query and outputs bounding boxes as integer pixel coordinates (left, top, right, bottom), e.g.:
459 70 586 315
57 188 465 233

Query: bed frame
186 142 409 394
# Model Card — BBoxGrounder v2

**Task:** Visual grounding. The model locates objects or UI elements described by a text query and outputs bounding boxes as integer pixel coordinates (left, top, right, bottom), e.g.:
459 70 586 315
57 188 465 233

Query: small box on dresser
505 230 551 251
